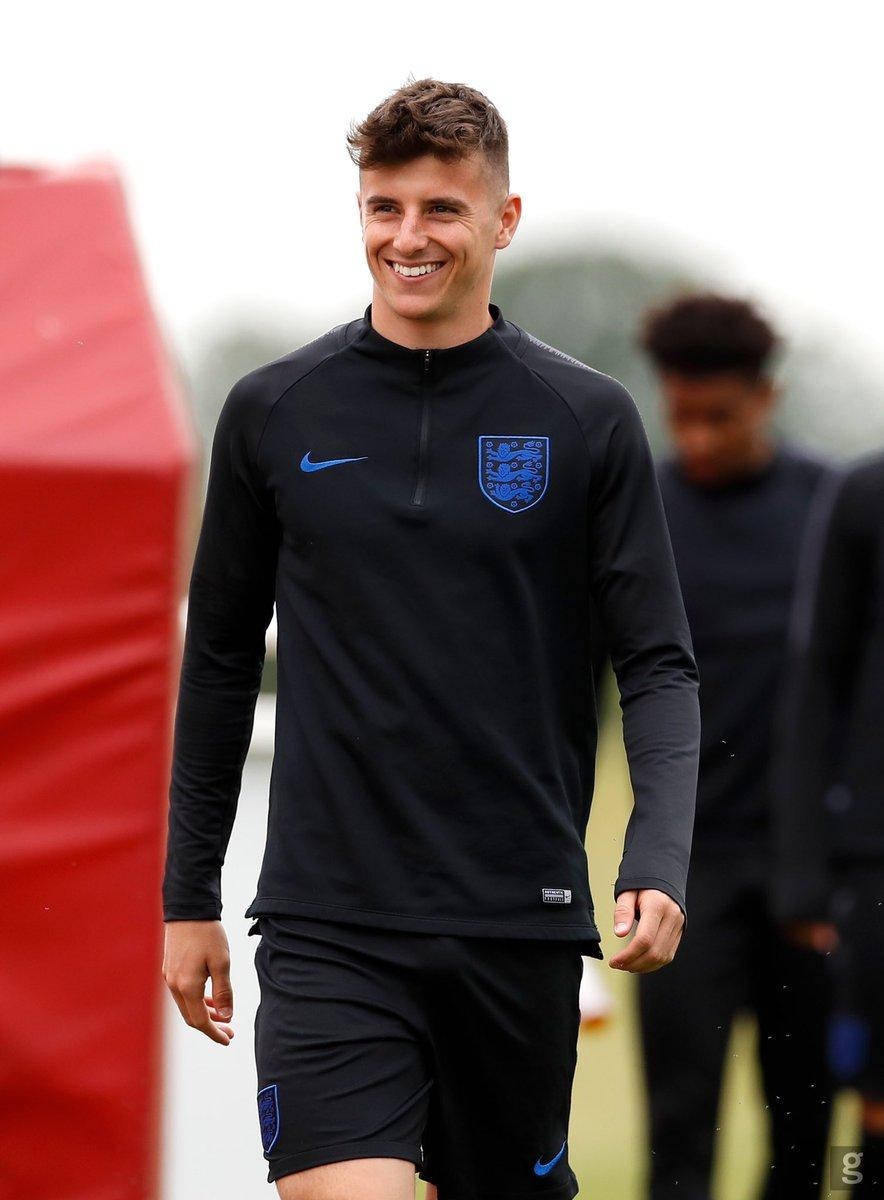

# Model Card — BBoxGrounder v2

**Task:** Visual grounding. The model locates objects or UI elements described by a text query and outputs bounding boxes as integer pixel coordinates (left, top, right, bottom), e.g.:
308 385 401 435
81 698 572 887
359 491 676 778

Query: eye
431 204 455 213
372 204 395 213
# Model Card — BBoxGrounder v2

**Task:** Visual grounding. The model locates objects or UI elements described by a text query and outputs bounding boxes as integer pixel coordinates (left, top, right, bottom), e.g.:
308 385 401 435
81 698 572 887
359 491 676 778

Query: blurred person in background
771 449 884 1195
161 77 701 1200
635 293 836 1199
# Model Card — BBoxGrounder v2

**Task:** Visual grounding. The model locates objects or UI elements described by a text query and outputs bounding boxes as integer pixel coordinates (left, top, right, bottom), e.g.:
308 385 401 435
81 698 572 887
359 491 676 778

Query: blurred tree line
187 244 884 475
178 243 884 695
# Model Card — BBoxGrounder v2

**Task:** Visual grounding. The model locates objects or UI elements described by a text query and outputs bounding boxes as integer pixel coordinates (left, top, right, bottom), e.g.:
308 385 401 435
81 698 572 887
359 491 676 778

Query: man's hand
608 888 684 973
162 920 236 1045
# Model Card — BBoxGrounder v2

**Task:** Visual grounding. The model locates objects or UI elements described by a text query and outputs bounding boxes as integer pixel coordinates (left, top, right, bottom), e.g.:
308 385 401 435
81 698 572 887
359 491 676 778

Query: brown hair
347 77 509 200
640 291 781 382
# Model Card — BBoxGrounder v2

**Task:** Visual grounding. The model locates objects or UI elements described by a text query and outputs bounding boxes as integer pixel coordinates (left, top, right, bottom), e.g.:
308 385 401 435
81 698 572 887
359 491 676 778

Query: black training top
656 444 829 853
162 302 700 956
770 450 884 920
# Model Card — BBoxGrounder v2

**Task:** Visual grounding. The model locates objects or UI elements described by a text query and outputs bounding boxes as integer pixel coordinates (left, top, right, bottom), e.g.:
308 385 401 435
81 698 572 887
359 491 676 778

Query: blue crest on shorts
257 1083 280 1153
478 436 549 513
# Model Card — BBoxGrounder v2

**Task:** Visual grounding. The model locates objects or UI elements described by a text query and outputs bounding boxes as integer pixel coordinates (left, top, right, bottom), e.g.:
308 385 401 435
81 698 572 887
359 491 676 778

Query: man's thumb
212 979 233 1019
614 891 637 937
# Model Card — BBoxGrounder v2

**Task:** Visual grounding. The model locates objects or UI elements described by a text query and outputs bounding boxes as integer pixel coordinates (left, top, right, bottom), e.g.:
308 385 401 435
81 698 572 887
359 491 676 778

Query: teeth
392 261 443 276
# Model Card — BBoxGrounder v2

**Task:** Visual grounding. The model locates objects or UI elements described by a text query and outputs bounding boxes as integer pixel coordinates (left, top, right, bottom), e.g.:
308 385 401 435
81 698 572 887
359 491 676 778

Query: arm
162 374 279 921
770 465 870 924
585 386 700 967
588 594 612 716
161 374 279 1044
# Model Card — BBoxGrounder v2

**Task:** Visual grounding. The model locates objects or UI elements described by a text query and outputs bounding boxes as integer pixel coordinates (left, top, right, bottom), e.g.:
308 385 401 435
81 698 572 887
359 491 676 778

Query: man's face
357 151 517 322
660 370 776 486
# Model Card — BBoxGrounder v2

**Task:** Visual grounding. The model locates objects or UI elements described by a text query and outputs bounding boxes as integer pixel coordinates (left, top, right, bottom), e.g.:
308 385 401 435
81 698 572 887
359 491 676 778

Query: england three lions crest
478 436 549 513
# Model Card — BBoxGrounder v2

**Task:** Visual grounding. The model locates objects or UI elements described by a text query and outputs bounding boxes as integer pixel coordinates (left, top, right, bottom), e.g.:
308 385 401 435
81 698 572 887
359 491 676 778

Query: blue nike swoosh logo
300 451 368 472
533 1139 567 1176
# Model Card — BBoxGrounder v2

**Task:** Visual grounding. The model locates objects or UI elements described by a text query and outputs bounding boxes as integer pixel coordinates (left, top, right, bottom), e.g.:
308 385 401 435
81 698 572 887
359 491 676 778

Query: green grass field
417 675 860 1199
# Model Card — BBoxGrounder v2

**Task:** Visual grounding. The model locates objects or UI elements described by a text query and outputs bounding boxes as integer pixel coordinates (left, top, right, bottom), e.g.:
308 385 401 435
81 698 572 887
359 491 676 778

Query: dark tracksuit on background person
772 450 884 1195
637 443 836 1200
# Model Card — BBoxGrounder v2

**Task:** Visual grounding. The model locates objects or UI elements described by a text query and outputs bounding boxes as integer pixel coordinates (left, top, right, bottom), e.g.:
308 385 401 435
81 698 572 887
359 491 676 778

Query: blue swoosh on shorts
533 1138 567 1176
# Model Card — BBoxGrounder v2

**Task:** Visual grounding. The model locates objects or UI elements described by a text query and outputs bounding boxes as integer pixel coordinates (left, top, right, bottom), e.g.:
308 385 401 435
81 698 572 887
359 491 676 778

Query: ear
495 192 522 251
756 377 778 411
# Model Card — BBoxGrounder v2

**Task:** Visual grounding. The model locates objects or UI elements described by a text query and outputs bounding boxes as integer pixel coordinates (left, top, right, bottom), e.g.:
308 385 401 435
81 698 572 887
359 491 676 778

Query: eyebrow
364 194 467 209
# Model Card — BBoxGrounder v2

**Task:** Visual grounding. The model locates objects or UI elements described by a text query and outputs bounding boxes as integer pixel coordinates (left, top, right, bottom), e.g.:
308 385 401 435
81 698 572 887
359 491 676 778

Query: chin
382 289 443 319
684 463 720 485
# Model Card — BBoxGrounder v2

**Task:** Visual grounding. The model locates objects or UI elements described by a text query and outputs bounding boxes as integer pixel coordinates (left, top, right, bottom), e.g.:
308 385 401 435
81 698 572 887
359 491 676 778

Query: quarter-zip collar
355 302 511 371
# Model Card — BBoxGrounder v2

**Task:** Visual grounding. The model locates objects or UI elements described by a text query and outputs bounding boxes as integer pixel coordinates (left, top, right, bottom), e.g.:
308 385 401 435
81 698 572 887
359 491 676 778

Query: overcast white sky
5 1 883 383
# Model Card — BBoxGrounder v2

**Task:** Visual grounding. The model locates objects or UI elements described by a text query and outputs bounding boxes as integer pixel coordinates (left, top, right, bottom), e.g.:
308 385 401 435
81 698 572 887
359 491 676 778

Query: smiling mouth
385 259 447 279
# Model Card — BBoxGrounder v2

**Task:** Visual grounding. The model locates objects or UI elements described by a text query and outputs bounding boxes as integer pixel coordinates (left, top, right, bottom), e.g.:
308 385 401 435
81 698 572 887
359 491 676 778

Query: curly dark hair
347 77 509 199
640 291 782 381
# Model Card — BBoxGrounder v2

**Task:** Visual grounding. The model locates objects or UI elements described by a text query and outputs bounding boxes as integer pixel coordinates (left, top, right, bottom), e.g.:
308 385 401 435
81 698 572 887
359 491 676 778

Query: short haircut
347 77 510 201
640 291 781 382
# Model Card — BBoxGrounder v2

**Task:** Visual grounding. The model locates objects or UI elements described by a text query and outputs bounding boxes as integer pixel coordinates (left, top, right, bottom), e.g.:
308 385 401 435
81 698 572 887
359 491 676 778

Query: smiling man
161 78 700 1200
359 148 504 347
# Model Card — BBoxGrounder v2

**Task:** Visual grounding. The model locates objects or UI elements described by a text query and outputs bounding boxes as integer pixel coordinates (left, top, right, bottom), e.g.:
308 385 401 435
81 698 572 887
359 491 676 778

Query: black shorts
248 913 583 1199
827 862 884 1099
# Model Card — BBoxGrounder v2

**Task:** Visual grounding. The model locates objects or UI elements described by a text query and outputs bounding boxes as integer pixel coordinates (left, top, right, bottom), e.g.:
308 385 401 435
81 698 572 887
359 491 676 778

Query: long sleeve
162 375 280 921
769 466 870 921
586 390 701 919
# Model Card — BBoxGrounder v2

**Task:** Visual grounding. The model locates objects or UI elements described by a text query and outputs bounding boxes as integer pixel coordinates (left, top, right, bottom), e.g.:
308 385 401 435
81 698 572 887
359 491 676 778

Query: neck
744 434 777 474
683 436 779 490
369 288 494 350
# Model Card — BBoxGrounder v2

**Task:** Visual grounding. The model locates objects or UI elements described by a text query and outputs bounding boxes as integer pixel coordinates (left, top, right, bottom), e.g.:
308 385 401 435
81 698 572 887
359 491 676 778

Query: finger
609 906 663 969
624 925 679 972
620 945 667 973
622 912 683 973
613 891 638 937
189 998 234 1044
659 909 684 953
210 966 234 1021
172 983 234 1045
668 915 686 954
203 996 236 1027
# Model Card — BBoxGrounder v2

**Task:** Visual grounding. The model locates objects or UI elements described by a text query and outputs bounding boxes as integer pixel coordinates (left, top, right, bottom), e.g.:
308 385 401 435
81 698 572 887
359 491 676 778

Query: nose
392 210 430 256
679 426 716 460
